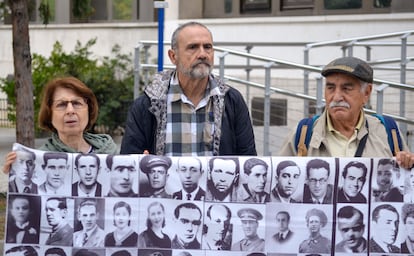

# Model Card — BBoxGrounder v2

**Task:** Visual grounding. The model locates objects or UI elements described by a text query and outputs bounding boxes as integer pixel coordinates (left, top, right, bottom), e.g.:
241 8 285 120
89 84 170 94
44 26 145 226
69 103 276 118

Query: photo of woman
105 201 138 247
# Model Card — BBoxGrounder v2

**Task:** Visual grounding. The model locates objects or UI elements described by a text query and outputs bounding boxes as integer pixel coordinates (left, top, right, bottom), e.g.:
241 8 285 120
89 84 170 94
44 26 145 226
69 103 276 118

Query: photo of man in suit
373 158 403 202
45 197 73 246
303 159 333 204
73 199 105 247
6 195 41 244
401 203 414 253
270 160 301 203
38 152 69 195
337 160 368 203
8 148 38 194
106 155 138 197
206 157 239 202
202 203 232 250
335 205 367 253
72 153 102 197
172 157 205 201
370 203 400 253
237 158 270 203
171 202 202 249
140 155 172 198
272 211 293 243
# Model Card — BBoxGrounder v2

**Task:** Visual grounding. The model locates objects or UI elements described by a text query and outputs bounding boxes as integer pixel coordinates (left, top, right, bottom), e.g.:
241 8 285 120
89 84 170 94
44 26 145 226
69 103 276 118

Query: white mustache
329 101 350 109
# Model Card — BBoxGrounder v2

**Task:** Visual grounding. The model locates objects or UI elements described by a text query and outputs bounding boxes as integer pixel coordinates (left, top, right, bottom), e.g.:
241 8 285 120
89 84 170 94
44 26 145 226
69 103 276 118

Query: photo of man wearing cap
231 207 265 252
140 155 172 198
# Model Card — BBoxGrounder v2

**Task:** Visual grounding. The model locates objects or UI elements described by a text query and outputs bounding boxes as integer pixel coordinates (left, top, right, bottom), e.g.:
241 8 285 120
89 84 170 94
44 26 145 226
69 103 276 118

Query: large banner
4 143 413 256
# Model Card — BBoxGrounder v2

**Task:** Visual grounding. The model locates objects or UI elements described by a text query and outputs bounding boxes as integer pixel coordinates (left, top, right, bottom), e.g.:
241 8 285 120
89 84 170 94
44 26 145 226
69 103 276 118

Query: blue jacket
120 70 256 156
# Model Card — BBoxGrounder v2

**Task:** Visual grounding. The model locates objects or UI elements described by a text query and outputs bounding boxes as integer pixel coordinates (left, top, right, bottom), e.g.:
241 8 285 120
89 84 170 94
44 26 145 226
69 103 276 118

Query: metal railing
134 31 414 155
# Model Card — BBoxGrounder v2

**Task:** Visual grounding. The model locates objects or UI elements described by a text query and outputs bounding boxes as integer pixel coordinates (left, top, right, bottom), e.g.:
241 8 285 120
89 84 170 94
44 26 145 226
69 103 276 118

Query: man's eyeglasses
52 99 87 111
308 178 328 185
179 218 201 226
340 225 364 233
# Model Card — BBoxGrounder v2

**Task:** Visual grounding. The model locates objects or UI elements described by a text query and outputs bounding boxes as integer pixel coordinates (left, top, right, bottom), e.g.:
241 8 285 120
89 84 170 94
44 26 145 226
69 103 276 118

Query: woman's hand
2 151 17 174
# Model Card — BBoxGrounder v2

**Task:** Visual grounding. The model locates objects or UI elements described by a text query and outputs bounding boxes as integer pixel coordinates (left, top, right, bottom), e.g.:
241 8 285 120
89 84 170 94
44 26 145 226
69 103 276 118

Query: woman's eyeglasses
52 99 87 111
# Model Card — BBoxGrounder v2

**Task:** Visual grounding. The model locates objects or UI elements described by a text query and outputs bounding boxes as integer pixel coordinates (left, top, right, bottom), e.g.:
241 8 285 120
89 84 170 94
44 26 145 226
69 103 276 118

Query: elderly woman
105 201 138 247
138 201 171 248
3 76 117 172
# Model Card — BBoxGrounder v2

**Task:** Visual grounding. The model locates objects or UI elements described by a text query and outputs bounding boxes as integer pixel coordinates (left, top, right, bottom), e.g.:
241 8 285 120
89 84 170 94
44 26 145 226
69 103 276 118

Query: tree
8 0 34 147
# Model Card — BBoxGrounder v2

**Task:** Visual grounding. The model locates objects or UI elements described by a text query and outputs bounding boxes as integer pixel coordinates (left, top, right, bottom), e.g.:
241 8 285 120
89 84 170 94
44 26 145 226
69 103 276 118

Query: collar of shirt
45 182 65 195
168 73 221 108
77 183 97 197
84 224 98 238
15 178 33 192
326 110 364 157
184 187 200 200
375 238 394 253
311 195 325 204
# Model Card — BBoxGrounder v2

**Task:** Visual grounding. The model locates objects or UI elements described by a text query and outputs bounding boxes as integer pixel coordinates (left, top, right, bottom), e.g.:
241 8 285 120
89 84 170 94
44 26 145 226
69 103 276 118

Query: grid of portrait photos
4 143 414 256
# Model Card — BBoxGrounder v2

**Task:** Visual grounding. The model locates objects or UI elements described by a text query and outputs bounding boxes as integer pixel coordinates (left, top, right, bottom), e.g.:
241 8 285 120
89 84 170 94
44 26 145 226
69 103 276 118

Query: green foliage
0 38 135 135
72 0 94 20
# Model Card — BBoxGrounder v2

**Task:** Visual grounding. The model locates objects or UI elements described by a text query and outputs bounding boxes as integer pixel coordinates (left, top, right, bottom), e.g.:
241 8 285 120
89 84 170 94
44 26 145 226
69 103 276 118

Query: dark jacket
120 70 256 156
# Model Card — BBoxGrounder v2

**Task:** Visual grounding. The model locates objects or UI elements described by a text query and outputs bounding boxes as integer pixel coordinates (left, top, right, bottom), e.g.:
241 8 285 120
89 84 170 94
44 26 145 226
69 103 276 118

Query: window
324 0 362 9
240 0 271 13
281 0 314 10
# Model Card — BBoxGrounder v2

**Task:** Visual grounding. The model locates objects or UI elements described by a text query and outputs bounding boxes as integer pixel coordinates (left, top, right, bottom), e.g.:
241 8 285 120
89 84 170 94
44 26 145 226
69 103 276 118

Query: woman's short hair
38 76 99 133
113 201 132 226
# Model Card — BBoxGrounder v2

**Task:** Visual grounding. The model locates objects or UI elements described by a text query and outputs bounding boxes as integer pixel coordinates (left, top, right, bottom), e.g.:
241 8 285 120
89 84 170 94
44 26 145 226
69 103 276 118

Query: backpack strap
295 115 320 156
372 114 403 156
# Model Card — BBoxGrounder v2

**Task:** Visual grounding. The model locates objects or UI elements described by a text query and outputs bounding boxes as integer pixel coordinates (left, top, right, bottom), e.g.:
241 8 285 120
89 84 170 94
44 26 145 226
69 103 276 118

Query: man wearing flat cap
231 207 265 252
140 155 172 198
278 56 414 169
299 208 331 254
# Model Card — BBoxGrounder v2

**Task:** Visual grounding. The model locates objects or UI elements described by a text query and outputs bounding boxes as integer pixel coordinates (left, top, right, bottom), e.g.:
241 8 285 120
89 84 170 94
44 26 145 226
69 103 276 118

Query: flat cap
321 56 373 83
237 207 263 221
139 155 172 173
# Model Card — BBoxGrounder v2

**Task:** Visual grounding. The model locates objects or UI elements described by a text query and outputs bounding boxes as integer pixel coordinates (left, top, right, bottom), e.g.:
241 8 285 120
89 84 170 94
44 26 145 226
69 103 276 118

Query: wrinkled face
110 156 136 194
78 204 98 232
169 25 214 79
46 199 66 227
324 73 371 126
343 167 365 198
45 158 68 189
147 166 168 190
205 205 230 242
376 163 393 189
277 166 300 197
374 209 398 245
307 168 329 199
148 204 165 229
76 156 99 186
405 216 414 240
276 212 289 232
308 215 321 234
178 158 202 192
175 207 201 244
241 219 258 238
51 87 89 137
247 165 267 194
338 214 365 250
14 150 35 183
10 198 30 224
114 206 130 229
210 159 238 194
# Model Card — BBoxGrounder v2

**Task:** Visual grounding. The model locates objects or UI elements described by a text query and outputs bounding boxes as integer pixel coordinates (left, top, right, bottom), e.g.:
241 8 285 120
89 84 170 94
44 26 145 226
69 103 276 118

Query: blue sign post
154 1 169 72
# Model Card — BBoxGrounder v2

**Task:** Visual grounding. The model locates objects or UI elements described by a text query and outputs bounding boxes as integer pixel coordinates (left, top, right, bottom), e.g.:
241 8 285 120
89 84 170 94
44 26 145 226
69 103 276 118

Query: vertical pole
154 1 169 72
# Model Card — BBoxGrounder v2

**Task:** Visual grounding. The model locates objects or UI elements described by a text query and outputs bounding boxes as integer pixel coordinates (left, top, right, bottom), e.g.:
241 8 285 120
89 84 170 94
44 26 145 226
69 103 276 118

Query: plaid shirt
165 75 221 156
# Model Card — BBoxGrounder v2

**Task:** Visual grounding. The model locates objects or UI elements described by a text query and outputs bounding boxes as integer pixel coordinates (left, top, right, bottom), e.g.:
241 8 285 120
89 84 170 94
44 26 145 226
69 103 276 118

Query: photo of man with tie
172 157 205 201
73 199 105 247
44 197 73 246
8 147 38 194
272 211 293 243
